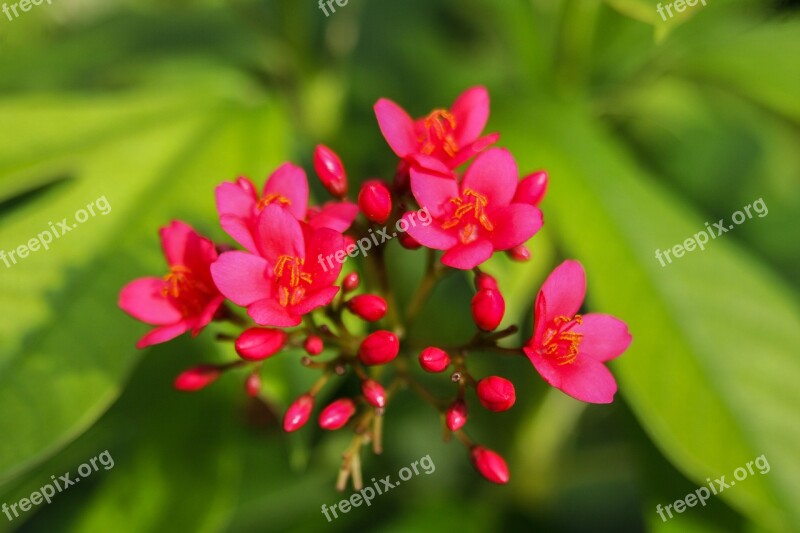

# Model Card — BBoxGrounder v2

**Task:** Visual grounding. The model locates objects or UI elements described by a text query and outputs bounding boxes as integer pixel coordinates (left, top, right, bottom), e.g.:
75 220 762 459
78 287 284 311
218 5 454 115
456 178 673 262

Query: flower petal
538 260 586 322
292 286 340 316
255 204 305 264
305 227 345 287
460 148 517 207
450 86 490 146
489 204 543 250
136 321 192 349
191 295 227 335
410 166 459 219
524 348 618 404
574 313 632 362
215 179 257 221
210 251 271 307
307 201 359 232
119 277 183 325
263 162 309 220
405 212 458 250
441 240 494 270
248 299 301 327
160 220 198 267
219 214 258 255
450 132 500 168
374 98 418 158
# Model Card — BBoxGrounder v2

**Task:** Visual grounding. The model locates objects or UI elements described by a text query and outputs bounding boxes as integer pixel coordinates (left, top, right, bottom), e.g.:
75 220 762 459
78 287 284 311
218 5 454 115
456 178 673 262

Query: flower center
257 192 292 211
162 265 212 316
419 109 459 158
441 189 494 244
542 315 583 365
274 255 313 307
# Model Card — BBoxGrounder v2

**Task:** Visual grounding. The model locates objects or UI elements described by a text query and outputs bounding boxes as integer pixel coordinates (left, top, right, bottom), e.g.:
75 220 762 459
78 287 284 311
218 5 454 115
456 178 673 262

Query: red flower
523 260 632 404
119 221 225 349
374 86 499 168
210 205 344 327
404 148 543 269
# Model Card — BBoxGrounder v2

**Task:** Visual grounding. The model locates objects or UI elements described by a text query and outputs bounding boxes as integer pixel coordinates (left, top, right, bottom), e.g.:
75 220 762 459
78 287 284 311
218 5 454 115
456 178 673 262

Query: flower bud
476 376 516 412
362 379 387 408
244 372 261 397
474 272 498 292
283 394 314 432
398 231 421 250
347 294 387 322
174 365 221 392
343 272 360 292
513 170 548 206
303 335 324 356
319 398 357 430
446 400 468 431
419 346 451 373
507 244 531 262
358 179 392 224
313 145 348 198
470 446 510 484
358 330 400 366
235 327 287 361
471 289 505 331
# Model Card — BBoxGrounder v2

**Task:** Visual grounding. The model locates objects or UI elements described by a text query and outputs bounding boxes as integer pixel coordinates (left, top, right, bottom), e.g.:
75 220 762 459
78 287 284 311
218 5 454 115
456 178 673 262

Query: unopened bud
235 327 287 361
507 244 531 262
362 379 387 408
313 145 348 198
476 376 516 412
513 170 548 206
283 394 314 432
343 272 360 292
244 372 261 397
446 400 468 431
174 365 221 392
319 398 357 430
474 272 498 291
470 446 510 484
398 231 421 249
419 346 451 373
347 294 387 322
303 335 324 356
471 289 505 331
358 179 392 224
358 330 400 366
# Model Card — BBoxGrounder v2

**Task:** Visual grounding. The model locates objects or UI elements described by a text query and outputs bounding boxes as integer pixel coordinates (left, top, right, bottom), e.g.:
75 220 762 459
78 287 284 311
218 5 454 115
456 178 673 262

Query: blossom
404 148 543 269
523 260 632 404
119 221 225 349
374 86 499 168
210 204 344 327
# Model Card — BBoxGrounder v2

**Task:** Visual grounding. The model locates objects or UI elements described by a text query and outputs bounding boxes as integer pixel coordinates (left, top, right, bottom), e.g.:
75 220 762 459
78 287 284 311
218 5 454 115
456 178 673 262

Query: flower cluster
119 86 632 489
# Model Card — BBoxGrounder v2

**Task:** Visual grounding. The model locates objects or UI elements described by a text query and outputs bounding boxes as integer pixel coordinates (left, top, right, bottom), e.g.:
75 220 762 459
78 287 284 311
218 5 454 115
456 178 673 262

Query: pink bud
470 446 510 484
476 376 516 412
362 379 386 408
347 294 387 322
474 272 498 292
319 398 357 430
244 372 261 397
235 327 287 361
283 394 314 432
358 180 392 224
446 400 468 431
343 272 360 292
398 231 421 250
508 244 531 262
513 170 548 206
358 330 400 366
313 145 348 198
303 335 324 356
174 365 220 392
419 347 451 373
471 289 505 331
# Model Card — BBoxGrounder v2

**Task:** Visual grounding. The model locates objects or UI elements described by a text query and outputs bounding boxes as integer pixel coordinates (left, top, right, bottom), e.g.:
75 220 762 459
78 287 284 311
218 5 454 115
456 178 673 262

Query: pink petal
450 86 490 146
182 231 218 286
136 321 192 349
489 204 543 250
450 132 500 168
573 313 632 362
248 299 301 327
441 240 494 270
405 212 458 250
119 277 182 325
160 220 198 267
292 286 340 315
410 167 459 219
191 295 227 335
538 260 586 322
460 148 518 208
525 347 618 404
263 162 309 220
219 214 258 255
374 98 418 158
215 180 257 220
255 204 305 264
305 227 345 287
210 252 271 306
307 201 359 232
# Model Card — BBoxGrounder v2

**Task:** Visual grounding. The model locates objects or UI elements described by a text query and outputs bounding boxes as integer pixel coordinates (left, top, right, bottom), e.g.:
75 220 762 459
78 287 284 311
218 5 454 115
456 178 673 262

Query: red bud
319 398 357 430
471 289 505 331
347 294 387 322
313 145 348 198
476 376 516 412
343 272 360 292
446 400 468 431
398 231 421 250
244 372 261 397
358 180 392 224
508 244 531 262
419 346 451 373
174 365 221 392
470 446 510 484
283 394 314 432
358 330 400 366
513 170 548 206
303 335 324 356
235 327 287 361
362 379 386 408
474 272 498 292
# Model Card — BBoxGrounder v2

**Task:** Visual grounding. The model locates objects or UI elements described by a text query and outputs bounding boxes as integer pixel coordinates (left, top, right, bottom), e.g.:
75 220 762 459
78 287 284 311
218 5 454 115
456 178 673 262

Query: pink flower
523 260 632 404
210 205 344 327
374 86 499 168
119 221 225 349
306 200 359 233
404 148 543 269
